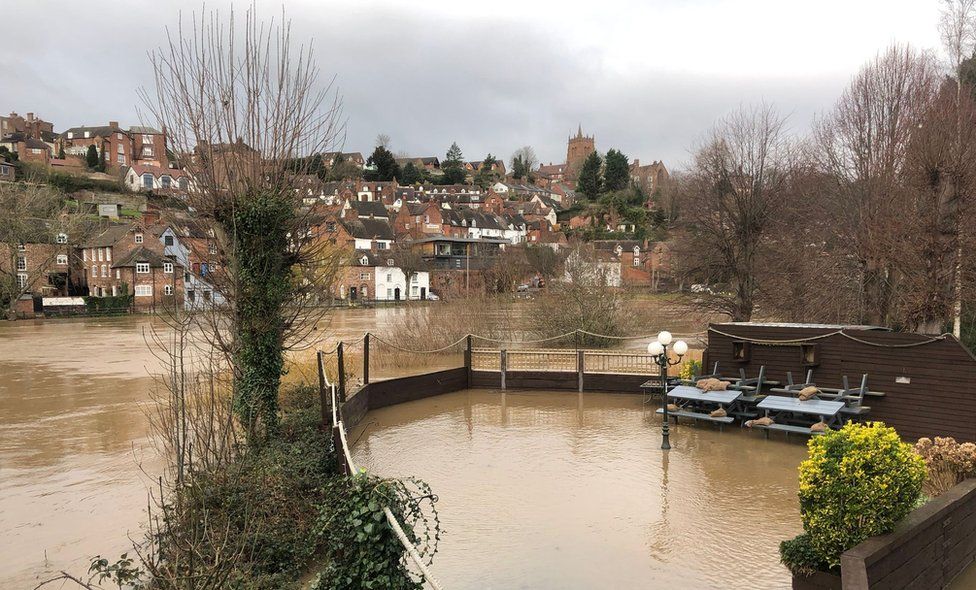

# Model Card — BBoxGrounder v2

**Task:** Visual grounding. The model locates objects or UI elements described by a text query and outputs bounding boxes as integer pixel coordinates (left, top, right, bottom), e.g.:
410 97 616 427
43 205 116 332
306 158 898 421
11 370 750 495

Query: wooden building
703 323 976 442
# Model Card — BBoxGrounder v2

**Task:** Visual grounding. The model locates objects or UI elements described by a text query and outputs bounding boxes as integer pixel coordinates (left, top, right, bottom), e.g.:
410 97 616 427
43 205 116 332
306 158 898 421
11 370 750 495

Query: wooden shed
703 323 976 442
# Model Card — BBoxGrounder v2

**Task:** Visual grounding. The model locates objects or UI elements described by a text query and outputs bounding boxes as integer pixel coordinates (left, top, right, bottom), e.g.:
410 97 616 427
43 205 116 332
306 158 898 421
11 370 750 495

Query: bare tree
141 5 345 439
375 133 391 150
511 145 538 181
813 44 940 327
672 103 794 321
0 182 87 319
940 0 976 336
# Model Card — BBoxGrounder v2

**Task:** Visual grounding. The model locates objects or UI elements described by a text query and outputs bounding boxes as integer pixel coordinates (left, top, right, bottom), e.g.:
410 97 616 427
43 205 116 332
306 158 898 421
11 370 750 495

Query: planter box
792 570 842 590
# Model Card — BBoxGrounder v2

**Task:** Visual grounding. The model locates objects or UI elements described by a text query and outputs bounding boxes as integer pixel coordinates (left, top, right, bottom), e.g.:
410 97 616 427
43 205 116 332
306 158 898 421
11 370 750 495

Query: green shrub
798 422 926 567
780 532 828 577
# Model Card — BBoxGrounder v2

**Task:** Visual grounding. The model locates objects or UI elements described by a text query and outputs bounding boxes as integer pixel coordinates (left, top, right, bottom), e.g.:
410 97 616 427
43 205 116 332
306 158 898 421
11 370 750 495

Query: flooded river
351 389 808 589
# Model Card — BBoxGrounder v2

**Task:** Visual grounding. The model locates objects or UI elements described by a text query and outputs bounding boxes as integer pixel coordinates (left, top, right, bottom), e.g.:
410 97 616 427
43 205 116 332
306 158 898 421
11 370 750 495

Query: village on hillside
0 112 673 317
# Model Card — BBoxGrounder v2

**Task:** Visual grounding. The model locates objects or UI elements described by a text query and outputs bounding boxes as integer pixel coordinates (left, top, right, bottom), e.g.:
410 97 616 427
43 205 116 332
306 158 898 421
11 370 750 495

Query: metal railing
317 350 444 590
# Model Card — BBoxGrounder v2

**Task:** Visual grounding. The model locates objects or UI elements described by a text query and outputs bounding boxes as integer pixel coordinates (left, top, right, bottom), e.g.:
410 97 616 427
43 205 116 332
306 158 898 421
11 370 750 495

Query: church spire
577 123 583 138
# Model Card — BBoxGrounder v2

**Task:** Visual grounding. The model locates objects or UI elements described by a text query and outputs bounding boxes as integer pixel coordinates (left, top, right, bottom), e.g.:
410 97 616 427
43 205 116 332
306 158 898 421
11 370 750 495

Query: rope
707 326 949 349
370 334 469 354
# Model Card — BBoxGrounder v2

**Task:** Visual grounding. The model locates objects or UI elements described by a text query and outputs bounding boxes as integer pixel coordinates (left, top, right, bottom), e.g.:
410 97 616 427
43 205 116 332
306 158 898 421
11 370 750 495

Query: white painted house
158 226 226 310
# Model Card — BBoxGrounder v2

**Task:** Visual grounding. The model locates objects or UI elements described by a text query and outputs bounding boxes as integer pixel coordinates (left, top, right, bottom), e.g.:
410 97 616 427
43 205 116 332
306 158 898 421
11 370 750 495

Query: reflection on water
352 389 808 590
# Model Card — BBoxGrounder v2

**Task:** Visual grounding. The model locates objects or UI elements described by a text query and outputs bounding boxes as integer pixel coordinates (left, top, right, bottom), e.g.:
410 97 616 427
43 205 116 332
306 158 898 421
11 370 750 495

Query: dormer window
387 259 394 266
84 131 90 138
360 256 369 266
615 245 622 256
67 132 74 139
135 233 144 244
56 233 68 244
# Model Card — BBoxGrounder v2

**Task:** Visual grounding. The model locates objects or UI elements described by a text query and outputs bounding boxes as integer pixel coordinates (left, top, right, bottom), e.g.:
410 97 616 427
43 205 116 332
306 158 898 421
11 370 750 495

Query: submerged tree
142 5 345 442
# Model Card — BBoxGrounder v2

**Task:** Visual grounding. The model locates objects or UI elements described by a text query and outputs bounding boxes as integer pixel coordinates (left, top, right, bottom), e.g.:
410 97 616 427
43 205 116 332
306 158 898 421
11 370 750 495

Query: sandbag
798 386 819 401
810 421 828 433
746 416 774 427
666 403 680 412
709 407 727 418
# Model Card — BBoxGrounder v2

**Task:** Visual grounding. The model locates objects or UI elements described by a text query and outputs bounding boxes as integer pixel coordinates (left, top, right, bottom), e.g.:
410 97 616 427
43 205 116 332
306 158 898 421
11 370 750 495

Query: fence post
337 342 347 403
500 349 507 390
317 350 329 427
363 333 370 385
332 424 347 475
465 334 473 387
578 349 585 392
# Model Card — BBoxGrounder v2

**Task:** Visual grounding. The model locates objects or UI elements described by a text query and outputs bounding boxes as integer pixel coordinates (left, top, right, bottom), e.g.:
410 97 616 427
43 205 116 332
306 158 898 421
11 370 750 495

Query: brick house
112 247 184 311
0 112 54 139
333 250 431 301
59 123 170 171
81 223 183 309
0 220 79 299
393 201 447 240
0 135 52 165
0 159 15 182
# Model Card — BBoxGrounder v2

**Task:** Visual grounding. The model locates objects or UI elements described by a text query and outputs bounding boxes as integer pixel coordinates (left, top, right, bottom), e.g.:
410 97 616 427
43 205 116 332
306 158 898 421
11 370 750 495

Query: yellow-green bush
798 422 926 567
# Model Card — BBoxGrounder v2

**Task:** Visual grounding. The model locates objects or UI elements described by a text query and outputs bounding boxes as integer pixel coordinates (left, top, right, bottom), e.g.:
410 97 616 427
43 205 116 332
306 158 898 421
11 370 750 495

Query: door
394 287 401 300
350 286 357 300
420 287 426 300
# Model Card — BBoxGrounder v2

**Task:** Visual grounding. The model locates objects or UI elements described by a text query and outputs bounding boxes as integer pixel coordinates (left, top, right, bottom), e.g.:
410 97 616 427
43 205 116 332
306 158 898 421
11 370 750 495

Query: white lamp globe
657 330 673 346
673 340 688 356
648 341 664 356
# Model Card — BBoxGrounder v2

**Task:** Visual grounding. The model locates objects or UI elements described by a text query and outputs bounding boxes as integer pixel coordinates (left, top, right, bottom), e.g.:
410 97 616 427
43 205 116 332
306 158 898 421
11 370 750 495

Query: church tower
565 124 595 181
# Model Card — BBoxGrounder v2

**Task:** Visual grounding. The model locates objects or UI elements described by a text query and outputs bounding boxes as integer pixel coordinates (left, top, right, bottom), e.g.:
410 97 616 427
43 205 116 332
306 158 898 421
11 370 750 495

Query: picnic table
653 385 742 426
754 396 845 436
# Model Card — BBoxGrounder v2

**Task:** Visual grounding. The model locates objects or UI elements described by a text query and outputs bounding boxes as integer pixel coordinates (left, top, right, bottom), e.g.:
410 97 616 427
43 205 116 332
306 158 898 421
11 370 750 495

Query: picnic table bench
753 396 845 436
651 385 742 426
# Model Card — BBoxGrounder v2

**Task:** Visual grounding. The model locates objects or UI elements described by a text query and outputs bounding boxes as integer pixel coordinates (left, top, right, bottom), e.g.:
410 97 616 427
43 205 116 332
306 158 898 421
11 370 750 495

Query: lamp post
648 331 688 450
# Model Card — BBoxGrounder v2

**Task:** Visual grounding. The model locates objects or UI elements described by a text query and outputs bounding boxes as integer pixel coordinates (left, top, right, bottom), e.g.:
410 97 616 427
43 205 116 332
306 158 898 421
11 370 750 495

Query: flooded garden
351 389 808 589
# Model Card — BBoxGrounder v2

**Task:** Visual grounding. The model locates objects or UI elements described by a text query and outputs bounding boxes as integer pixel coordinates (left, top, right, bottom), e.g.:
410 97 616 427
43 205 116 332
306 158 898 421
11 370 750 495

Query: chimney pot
109 121 119 128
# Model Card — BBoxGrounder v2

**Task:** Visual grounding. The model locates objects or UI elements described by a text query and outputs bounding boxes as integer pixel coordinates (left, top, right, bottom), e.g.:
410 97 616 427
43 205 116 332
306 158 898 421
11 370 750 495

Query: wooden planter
792 570 842 590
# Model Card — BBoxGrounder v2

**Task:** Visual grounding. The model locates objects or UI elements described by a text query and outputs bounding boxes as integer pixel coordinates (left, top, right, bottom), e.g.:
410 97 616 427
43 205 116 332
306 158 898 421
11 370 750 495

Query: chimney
109 121 119 129
27 113 34 122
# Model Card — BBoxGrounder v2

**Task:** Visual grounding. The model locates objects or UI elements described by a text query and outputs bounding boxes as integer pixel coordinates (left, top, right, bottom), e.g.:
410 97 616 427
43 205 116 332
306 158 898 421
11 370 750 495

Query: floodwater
351 389 809 590
0 308 407 588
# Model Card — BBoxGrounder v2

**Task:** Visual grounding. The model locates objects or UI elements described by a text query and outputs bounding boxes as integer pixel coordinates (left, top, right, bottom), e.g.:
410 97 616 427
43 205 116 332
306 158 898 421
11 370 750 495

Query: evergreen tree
577 151 603 199
400 162 423 185
475 153 498 189
603 148 630 191
511 154 527 180
57 145 65 160
365 145 400 181
97 143 107 172
86 144 99 169
441 142 466 184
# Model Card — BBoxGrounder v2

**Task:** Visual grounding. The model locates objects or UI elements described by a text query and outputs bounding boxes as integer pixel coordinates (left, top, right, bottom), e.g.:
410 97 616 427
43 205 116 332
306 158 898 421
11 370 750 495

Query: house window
359 272 370 280
56 233 68 244
142 173 154 189
386 273 392 281
163 262 174 273
203 290 212 302
360 256 369 266
144 146 155 157
67 132 74 139
164 284 173 296
136 262 150 274
56 254 68 265
83 131 90 138
178 177 188 190
101 264 107 277
143 135 152 144
83 249 88 261
386 259 394 266
117 154 125 164
386 288 392 299
16 256 26 271
164 235 174 246
208 243 217 255
17 243 25 252
161 176 171 189
135 233 143 244
117 141 124 153
135 285 153 297
633 256 640 267
17 274 27 289
97 248 103 262
326 221 337 232
91 264 97 277
187 289 195 302
106 248 111 262
116 269 120 279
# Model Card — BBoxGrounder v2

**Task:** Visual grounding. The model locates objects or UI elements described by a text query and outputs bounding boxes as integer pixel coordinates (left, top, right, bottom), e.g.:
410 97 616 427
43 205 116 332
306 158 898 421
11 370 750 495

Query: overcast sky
2 0 945 170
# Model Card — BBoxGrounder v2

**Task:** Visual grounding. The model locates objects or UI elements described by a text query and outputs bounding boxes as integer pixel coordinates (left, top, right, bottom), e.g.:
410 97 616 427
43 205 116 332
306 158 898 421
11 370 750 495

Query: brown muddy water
351 389 809 590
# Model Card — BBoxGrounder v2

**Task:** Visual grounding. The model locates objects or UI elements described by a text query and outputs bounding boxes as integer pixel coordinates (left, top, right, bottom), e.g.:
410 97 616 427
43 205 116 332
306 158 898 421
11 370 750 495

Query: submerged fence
316 350 444 590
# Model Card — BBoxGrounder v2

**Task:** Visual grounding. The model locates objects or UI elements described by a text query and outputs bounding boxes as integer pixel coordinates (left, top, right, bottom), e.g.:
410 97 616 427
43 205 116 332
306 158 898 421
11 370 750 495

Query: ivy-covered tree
603 148 630 191
441 141 466 184
577 151 603 199
57 145 66 160
86 144 99 169
365 144 400 181
510 146 537 181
